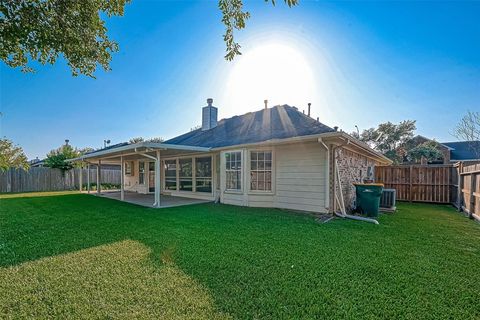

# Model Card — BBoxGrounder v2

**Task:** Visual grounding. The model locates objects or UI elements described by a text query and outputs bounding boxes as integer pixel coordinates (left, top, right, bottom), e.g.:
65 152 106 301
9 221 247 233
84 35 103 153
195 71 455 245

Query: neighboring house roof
29 158 45 167
441 141 480 161
408 135 453 150
165 105 335 148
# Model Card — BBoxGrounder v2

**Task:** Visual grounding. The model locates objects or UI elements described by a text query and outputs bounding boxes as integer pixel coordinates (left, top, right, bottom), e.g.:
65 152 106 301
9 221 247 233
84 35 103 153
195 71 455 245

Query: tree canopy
352 120 417 163
44 143 91 171
407 141 443 164
0 138 29 171
1 0 130 77
1 0 298 76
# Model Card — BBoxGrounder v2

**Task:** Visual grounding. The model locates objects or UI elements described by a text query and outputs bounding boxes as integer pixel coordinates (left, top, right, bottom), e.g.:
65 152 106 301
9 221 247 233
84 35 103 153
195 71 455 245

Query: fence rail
459 163 480 221
0 167 121 193
375 165 457 204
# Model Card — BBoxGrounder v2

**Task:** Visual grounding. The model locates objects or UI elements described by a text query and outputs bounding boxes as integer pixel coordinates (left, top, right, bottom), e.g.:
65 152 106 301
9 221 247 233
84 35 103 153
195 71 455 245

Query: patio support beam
79 164 83 192
87 163 90 193
120 156 125 201
154 150 161 208
97 160 101 194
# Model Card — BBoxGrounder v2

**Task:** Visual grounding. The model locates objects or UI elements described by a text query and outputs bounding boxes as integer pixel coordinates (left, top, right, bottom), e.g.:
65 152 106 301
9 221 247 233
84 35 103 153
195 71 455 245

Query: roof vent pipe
202 98 218 131
334 126 339 131
264 99 268 109
308 103 311 117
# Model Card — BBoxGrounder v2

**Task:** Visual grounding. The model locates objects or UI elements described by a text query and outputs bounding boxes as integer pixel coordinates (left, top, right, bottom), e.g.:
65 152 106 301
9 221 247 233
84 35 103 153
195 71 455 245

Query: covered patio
70 141 213 208
98 191 211 208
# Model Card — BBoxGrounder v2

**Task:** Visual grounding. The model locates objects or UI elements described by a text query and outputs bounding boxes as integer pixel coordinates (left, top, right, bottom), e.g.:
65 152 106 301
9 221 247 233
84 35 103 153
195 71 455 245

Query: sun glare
223 43 316 116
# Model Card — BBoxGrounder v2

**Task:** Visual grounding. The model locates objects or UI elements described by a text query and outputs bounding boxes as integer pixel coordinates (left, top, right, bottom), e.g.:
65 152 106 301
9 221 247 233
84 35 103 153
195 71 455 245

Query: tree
44 143 88 171
453 110 480 159
1 0 130 77
220 0 298 60
353 120 417 164
407 141 443 164
0 138 29 171
1 0 298 77
128 137 164 144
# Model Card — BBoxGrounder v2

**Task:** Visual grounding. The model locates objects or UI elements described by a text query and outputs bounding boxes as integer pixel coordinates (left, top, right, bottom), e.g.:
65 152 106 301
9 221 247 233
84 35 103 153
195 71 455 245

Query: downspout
330 139 379 225
318 138 330 212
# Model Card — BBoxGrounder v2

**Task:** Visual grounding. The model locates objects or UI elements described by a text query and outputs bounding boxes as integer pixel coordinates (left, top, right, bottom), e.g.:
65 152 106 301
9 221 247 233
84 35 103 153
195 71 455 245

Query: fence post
468 172 475 219
6 168 12 192
457 162 463 212
409 165 413 202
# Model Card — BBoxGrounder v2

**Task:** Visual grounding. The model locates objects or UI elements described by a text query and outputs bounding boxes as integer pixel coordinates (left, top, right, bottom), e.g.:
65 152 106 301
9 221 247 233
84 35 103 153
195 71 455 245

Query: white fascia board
68 142 211 162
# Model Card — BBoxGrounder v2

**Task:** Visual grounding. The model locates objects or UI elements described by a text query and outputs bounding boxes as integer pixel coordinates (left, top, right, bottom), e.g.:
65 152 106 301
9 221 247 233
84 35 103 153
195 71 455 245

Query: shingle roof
441 141 480 160
165 105 335 148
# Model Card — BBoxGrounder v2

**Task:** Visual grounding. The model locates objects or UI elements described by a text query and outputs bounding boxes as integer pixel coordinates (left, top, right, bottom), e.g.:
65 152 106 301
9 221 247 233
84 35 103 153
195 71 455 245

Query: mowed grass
1 193 479 319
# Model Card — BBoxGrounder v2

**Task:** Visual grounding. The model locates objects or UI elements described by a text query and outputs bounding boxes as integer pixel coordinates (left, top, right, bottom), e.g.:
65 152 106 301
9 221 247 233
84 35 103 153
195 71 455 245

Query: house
403 135 480 165
71 99 391 213
441 141 480 164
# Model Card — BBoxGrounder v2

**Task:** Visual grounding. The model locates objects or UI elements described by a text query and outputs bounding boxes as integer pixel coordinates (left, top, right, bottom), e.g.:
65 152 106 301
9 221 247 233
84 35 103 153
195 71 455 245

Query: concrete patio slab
95 191 211 208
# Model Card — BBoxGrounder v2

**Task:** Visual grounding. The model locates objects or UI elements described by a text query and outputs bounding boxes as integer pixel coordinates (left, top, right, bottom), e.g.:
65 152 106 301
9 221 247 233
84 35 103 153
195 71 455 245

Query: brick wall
334 147 379 212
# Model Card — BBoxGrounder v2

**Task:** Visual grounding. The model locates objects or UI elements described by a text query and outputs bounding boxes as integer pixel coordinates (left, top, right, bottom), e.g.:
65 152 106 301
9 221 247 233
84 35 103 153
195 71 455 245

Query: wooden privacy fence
375 165 457 204
0 167 121 193
458 163 480 221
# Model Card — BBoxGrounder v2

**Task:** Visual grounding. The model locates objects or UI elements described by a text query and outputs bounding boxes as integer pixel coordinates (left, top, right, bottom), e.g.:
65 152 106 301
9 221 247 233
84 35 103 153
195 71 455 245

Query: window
195 156 212 193
125 161 133 176
164 160 177 191
139 161 145 184
225 151 242 190
179 158 193 191
250 151 272 191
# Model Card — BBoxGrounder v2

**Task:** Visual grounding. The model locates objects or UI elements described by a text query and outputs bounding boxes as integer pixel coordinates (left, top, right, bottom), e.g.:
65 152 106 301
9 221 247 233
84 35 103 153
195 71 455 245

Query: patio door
149 162 155 192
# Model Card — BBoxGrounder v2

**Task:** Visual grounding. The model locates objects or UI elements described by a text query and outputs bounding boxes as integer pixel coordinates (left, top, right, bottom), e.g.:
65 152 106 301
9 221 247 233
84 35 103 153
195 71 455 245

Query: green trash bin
354 183 384 217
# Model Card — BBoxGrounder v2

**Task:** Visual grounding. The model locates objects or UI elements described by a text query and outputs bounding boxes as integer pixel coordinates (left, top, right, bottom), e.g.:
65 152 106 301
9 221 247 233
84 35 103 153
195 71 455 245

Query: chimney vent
316 117 319 122
202 98 218 131
308 103 311 117
334 126 339 131
264 100 268 109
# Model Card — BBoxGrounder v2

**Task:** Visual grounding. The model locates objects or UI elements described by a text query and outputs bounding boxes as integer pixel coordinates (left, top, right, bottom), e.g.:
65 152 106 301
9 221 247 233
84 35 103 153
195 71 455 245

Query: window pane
258 160 264 170
179 158 192 177
165 179 176 190
249 151 272 191
265 160 272 170
196 178 212 193
179 178 193 191
196 157 212 177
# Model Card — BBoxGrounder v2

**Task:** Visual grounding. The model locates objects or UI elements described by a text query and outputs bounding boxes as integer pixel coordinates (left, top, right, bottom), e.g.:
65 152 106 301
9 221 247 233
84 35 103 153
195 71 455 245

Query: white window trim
224 150 244 193
247 148 275 195
161 154 214 195
138 161 146 185
195 155 214 194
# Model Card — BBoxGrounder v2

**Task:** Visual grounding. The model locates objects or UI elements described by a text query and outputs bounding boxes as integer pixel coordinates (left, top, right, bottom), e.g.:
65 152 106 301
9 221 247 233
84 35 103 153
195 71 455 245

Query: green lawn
1 193 479 319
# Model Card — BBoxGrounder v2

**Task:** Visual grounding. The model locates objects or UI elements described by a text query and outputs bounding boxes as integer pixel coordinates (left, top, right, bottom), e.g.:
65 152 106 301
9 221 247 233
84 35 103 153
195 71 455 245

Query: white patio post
97 160 101 194
87 163 90 193
154 150 161 208
120 156 125 201
79 164 83 192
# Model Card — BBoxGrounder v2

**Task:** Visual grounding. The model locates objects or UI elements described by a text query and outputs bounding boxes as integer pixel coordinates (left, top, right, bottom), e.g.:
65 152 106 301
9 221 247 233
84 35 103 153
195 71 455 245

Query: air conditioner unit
380 188 396 212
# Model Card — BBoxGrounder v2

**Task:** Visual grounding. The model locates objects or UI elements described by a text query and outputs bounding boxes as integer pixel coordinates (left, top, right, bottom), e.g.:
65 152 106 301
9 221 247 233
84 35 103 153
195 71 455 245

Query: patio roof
69 142 211 164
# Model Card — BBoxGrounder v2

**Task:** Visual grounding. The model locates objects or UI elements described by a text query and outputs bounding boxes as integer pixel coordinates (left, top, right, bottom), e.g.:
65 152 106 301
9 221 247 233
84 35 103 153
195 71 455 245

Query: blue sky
1 1 479 159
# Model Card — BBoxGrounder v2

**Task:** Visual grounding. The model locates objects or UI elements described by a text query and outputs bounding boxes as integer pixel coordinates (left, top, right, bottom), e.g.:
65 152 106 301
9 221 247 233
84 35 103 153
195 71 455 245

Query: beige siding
273 142 327 212
219 141 328 213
